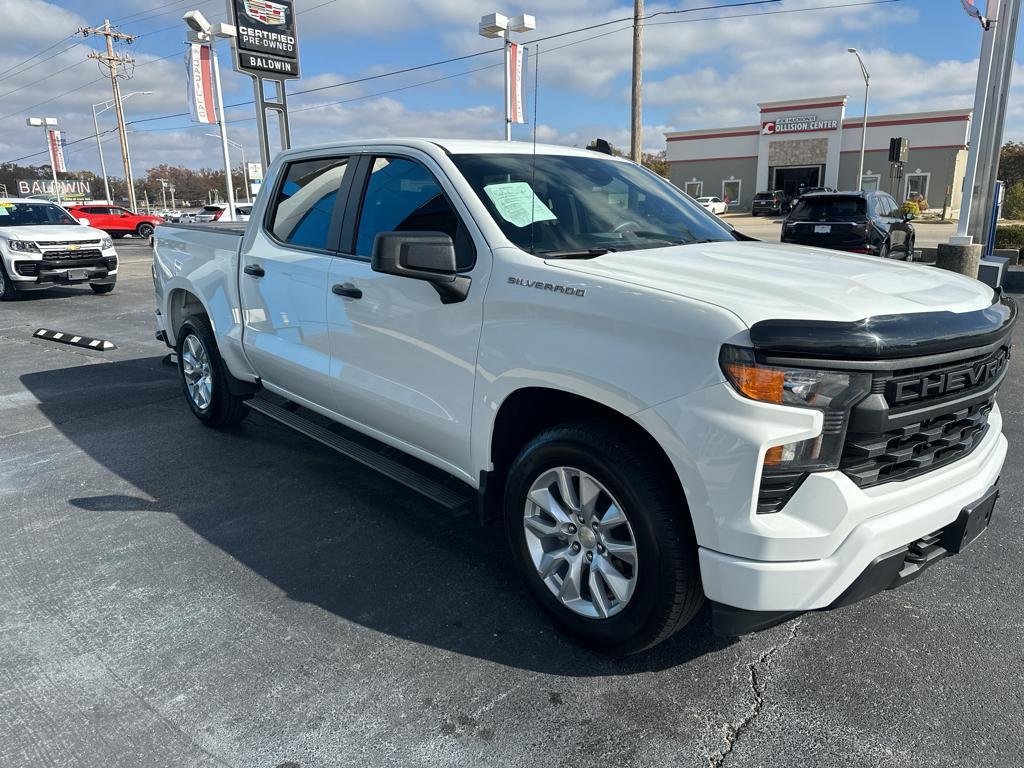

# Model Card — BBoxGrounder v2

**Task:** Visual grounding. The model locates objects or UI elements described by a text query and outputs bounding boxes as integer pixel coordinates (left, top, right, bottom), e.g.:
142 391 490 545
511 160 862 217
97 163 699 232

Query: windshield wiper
542 248 613 260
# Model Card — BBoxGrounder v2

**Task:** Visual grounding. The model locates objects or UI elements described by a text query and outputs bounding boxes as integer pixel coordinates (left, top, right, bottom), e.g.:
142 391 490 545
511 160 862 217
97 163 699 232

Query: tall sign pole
227 0 300 171
968 0 1021 248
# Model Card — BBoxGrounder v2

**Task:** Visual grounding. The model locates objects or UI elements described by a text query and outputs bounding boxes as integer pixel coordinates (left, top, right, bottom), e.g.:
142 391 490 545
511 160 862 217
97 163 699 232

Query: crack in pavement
707 619 803 768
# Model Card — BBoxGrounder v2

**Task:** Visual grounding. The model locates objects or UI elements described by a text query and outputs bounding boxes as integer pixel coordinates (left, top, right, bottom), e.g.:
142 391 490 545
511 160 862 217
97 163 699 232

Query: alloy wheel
523 466 638 619
181 333 213 410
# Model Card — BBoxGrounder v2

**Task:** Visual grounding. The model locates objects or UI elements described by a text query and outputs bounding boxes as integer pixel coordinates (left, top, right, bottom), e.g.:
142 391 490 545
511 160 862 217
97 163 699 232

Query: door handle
332 283 362 299
243 263 265 277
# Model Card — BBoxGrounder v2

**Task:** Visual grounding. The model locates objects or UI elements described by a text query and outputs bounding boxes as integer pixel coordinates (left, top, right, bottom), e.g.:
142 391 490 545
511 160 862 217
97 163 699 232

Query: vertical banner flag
187 43 217 124
960 0 991 28
506 43 529 124
47 130 66 173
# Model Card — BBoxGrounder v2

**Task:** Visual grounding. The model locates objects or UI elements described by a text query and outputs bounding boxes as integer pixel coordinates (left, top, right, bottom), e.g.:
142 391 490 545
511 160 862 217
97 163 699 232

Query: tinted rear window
790 196 866 220
755 193 775 200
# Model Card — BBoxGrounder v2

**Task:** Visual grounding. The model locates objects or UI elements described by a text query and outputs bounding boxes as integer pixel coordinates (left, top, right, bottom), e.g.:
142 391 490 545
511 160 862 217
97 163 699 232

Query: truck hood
0 224 108 243
550 241 995 326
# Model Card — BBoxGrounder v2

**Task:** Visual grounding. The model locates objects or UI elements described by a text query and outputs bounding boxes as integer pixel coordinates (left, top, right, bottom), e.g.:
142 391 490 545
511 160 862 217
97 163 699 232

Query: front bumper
711 480 1000 634
698 414 1005 617
8 252 118 289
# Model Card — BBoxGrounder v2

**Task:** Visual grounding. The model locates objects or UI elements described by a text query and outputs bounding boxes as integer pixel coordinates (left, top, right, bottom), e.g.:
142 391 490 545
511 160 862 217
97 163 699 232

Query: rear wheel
91 282 115 294
136 222 155 239
176 316 249 427
505 421 703 654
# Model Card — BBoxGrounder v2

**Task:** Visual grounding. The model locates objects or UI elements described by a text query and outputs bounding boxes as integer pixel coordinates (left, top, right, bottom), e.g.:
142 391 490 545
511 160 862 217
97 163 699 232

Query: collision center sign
761 115 838 135
231 0 300 79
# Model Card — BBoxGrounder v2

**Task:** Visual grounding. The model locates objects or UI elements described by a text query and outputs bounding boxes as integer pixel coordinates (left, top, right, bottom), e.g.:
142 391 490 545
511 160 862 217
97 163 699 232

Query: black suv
780 190 915 259
751 191 790 217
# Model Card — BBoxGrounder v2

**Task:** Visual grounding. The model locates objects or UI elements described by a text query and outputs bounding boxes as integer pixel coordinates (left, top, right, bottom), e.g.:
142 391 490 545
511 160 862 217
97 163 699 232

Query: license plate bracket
814 224 831 234
941 486 998 554
67 268 89 281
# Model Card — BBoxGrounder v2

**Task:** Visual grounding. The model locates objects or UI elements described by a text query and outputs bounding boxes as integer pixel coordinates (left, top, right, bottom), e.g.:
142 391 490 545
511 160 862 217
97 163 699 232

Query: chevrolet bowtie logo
67 244 80 251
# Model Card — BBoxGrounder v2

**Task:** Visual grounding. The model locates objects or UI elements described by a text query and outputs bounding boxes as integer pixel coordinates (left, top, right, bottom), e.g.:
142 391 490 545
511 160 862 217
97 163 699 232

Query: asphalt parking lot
2 239 1023 768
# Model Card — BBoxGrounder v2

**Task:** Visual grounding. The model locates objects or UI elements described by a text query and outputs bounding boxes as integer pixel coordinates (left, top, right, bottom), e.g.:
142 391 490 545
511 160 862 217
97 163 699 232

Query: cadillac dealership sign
761 115 839 135
231 0 300 78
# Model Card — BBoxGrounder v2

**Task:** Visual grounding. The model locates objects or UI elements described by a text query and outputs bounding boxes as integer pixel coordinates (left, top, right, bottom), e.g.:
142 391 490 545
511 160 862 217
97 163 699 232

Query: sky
0 0 1022 180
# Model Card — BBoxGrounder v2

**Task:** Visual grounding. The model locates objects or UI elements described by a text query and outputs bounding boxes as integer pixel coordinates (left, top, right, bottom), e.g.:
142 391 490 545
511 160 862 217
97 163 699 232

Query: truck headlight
100 236 114 249
8 240 40 253
720 344 871 470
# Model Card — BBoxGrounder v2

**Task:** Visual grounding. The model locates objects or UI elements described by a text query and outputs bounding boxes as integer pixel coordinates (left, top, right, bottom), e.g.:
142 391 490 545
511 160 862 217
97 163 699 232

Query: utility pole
80 20 138 212
630 0 643 162
158 178 169 209
170 184 176 209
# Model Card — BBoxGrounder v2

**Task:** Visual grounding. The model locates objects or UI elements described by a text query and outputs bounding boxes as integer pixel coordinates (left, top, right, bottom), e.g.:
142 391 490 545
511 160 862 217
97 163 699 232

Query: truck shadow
21 356 734 675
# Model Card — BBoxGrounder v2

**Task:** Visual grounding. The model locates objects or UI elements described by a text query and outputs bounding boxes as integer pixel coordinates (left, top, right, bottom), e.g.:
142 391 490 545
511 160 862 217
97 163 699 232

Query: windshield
790 196 866 221
0 201 78 226
450 153 736 255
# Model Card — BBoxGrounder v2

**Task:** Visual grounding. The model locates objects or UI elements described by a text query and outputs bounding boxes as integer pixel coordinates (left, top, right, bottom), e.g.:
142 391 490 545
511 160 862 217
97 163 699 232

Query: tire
0 261 20 302
136 222 155 239
91 282 115 294
112 233 127 239
175 315 249 427
504 421 703 654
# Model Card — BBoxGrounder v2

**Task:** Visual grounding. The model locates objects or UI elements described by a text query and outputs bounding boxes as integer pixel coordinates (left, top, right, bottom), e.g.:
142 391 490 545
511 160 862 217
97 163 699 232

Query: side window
268 156 350 251
354 157 473 269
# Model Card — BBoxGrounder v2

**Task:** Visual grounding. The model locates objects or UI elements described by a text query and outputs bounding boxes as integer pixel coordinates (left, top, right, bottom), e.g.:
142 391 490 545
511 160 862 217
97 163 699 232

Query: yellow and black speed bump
33 329 117 351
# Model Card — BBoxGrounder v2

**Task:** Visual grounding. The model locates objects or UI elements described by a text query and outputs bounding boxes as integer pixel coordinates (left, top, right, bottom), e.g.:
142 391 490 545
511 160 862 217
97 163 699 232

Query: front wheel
136 222 155 239
0 261 19 301
505 421 703 654
90 282 115 294
176 316 249 427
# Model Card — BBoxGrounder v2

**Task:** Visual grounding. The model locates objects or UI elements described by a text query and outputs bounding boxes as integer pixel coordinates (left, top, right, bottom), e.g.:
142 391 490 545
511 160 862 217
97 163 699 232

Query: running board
245 396 474 513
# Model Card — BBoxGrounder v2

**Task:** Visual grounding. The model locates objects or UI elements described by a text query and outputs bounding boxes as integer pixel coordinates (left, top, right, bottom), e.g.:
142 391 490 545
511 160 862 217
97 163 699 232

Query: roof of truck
276 138 629 160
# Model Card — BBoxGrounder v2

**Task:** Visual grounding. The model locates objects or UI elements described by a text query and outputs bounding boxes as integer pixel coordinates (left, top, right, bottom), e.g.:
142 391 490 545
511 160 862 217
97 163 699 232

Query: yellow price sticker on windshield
0 203 15 208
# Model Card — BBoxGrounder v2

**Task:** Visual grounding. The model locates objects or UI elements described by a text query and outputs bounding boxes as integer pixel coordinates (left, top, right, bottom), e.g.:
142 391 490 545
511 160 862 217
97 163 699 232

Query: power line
0 35 78 83
3 0 903 164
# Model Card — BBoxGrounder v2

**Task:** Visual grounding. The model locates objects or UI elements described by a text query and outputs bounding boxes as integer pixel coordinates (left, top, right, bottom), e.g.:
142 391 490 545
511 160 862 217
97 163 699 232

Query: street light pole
848 48 870 191
205 134 252 203
92 103 111 203
630 0 644 162
479 12 535 141
92 91 151 205
27 117 61 205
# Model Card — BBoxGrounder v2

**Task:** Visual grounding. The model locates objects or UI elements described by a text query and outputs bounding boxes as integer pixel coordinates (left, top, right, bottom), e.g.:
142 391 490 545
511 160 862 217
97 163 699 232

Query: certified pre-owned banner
186 43 217 124
232 0 300 79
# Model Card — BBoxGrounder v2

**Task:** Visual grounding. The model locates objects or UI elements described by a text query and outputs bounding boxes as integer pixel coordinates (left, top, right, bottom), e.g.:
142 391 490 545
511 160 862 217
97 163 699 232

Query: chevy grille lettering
507 276 586 297
890 349 1009 405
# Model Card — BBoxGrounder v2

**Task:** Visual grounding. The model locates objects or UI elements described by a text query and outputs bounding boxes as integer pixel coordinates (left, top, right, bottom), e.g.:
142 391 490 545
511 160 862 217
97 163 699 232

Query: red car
68 205 163 239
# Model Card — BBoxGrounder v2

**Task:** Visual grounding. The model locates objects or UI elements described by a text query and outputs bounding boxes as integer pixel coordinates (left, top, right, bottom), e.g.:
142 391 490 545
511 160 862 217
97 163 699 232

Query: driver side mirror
371 231 470 304
77 218 91 227
904 212 915 222
120 212 130 217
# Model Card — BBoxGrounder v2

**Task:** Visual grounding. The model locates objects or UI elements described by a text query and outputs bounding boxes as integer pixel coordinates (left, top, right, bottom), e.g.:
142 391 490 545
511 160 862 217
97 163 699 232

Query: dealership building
665 95 971 211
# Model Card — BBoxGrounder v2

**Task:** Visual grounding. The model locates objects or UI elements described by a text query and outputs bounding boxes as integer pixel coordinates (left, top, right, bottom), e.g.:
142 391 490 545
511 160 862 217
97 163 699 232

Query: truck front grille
42 249 104 261
840 399 993 488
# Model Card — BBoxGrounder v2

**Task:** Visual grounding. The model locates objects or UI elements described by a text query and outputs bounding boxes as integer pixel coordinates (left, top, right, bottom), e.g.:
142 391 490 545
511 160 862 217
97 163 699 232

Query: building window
905 173 930 203
684 180 702 198
860 175 881 192
722 179 741 208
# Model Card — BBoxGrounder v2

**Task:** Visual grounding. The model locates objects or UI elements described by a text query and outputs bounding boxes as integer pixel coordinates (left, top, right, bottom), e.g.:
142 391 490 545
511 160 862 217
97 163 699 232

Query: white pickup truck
152 139 1014 653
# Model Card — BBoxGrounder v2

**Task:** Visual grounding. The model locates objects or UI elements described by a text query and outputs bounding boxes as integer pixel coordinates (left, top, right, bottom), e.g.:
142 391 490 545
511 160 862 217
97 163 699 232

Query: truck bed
159 221 248 236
